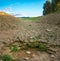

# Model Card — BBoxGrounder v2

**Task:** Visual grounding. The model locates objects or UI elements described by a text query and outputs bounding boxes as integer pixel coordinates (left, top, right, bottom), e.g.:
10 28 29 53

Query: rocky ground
0 12 60 61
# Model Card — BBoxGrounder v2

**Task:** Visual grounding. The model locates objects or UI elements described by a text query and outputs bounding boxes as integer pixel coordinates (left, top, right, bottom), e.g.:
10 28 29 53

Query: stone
48 47 56 53
46 29 52 32
32 54 37 58
30 37 33 39
30 40 34 42
50 55 55 58
26 51 31 54
23 57 29 61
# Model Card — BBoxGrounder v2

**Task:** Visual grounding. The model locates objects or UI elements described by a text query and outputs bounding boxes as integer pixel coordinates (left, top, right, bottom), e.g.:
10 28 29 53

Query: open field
20 16 41 21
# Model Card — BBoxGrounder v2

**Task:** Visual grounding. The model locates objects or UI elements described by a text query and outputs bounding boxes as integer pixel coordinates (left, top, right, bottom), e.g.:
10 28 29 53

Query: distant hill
0 12 22 30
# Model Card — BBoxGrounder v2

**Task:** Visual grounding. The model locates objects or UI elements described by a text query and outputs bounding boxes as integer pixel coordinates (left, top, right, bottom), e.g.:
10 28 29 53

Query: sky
0 0 46 17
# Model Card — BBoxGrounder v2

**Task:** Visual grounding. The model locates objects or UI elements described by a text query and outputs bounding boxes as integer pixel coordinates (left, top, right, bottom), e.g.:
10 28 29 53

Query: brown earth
0 12 60 61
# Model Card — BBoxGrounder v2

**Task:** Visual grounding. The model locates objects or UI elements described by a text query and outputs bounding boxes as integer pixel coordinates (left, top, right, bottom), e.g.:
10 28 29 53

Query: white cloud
1 6 22 17
11 13 22 17
3 7 13 13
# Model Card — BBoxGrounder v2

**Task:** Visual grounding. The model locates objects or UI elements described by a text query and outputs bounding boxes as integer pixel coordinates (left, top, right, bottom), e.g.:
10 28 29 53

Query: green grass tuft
39 43 47 51
0 55 20 61
10 45 21 52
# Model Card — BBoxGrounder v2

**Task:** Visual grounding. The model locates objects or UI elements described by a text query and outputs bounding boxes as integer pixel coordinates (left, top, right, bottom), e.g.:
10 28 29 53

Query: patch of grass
26 41 48 51
10 45 21 52
27 17 40 21
9 40 48 52
39 43 47 51
20 16 40 21
0 55 20 61
1 55 12 61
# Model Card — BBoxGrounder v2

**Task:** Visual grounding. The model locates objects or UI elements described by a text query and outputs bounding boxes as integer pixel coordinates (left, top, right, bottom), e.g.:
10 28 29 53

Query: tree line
43 0 60 15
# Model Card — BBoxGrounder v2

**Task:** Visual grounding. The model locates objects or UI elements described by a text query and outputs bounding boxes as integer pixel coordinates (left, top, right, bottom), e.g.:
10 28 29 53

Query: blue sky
0 0 46 17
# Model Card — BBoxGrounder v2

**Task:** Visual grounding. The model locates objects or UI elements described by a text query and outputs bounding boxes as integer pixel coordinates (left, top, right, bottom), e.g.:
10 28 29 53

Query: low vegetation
10 46 20 52
0 54 19 61
39 43 47 51
21 16 40 21
9 39 48 52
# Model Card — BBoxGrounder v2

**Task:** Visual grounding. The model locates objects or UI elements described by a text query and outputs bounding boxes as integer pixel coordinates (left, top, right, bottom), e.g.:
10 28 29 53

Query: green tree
43 0 52 15
43 0 60 15
51 0 60 12
56 2 60 12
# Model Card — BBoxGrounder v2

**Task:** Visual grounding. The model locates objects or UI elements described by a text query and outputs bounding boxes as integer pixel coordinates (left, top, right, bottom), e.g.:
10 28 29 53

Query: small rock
26 51 31 54
50 55 55 58
46 29 52 32
17 47 21 50
32 54 37 58
30 37 33 39
24 57 29 61
48 47 56 53
30 40 34 42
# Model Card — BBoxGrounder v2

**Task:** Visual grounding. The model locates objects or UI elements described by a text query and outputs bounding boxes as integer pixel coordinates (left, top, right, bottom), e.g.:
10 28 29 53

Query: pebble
24 57 29 60
30 40 34 42
32 54 37 58
26 51 31 54
46 29 52 32
50 55 55 58
30 37 33 39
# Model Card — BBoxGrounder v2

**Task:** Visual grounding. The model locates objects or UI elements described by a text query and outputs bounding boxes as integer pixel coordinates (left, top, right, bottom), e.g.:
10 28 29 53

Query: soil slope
0 12 60 61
